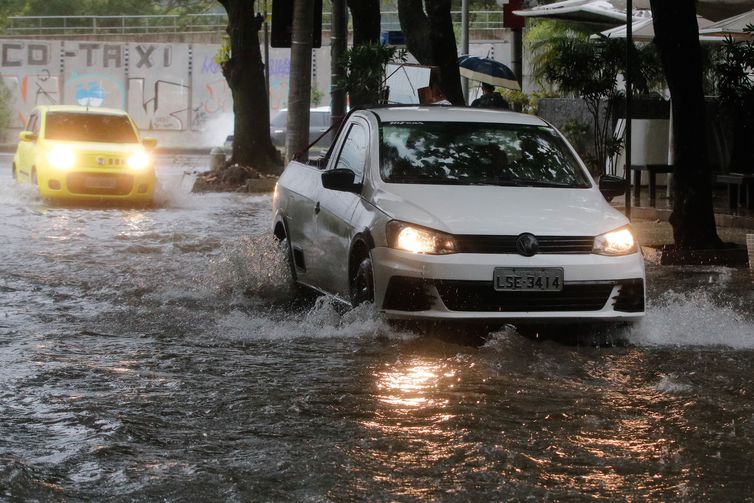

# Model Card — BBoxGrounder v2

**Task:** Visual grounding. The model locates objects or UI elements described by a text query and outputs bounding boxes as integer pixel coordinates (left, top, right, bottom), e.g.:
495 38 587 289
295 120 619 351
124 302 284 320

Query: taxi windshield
379 122 591 188
44 112 139 143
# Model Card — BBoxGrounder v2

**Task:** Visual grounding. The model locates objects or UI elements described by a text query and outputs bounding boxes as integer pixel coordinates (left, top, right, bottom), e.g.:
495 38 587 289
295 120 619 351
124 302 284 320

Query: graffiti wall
1 40 62 129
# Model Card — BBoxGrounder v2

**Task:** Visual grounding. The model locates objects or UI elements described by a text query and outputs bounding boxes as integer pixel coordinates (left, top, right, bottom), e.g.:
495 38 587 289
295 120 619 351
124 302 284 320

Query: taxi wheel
31 168 38 185
11 164 17 180
351 257 374 306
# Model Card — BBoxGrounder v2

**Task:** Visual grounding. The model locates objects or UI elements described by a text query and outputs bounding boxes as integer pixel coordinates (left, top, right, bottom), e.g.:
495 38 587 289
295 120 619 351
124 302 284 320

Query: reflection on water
1 155 754 500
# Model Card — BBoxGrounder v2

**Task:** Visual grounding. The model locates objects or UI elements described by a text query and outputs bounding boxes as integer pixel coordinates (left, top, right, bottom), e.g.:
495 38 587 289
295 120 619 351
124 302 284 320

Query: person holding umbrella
471 83 510 109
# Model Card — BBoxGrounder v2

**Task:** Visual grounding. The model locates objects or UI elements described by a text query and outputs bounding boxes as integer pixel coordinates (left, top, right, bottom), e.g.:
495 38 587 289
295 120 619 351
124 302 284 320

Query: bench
716 173 754 210
630 164 674 206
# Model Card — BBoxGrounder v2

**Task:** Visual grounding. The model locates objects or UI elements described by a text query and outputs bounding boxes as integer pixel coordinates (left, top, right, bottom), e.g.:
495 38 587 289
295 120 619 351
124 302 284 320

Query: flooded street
1 154 754 501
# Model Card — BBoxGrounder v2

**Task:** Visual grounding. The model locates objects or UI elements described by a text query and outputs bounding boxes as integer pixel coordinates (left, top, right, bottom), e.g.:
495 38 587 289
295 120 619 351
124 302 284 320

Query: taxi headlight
387 221 457 255
593 226 637 256
47 145 75 170
127 151 150 171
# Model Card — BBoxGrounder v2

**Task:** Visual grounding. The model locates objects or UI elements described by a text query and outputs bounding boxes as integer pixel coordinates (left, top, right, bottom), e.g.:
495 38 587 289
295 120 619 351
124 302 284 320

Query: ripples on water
1 157 753 500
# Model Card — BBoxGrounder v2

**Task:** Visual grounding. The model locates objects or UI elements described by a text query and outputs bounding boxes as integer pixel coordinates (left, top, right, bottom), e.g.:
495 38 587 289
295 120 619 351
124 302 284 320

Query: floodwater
1 154 754 501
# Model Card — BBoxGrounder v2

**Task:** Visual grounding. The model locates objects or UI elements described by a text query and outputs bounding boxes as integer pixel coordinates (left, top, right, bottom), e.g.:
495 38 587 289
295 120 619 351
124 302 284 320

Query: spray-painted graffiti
0 41 61 128
128 43 189 130
1 38 344 135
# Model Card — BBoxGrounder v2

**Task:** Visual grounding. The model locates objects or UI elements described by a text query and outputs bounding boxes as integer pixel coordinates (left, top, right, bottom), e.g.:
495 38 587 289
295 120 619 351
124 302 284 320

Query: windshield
44 112 139 143
380 122 591 188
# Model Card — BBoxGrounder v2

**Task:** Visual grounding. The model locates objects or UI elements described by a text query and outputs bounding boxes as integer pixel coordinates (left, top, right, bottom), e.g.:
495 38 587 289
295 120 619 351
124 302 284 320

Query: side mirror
598 174 626 201
322 168 361 193
142 137 158 150
19 131 37 142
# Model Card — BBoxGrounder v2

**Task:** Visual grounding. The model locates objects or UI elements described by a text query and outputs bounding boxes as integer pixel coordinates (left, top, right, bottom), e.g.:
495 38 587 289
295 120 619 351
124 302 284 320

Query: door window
27 113 39 135
334 123 368 181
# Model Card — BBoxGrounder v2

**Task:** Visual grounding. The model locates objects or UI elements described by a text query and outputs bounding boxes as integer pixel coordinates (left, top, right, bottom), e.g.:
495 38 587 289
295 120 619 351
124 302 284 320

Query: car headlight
47 145 75 170
593 226 637 256
127 151 150 171
387 221 457 255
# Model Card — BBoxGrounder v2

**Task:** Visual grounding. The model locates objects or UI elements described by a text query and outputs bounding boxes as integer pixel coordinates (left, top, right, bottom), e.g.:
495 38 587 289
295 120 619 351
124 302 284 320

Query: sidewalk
619 187 753 247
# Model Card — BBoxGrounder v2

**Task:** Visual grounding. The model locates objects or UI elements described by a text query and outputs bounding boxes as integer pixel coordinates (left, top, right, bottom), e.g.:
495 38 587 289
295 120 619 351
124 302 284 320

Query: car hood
370 184 628 236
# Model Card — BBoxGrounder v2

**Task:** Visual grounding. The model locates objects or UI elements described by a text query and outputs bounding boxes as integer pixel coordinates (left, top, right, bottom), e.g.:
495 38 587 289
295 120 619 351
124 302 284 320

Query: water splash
214 297 401 342
630 288 754 349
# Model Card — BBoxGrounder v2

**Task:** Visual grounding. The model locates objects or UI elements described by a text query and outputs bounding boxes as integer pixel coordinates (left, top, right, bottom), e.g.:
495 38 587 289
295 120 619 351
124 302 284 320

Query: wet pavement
1 154 753 501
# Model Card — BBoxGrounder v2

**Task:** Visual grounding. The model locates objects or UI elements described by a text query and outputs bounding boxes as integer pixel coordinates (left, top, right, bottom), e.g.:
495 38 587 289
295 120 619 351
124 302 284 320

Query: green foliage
498 88 559 115
311 87 324 106
714 24 754 172
215 35 231 67
339 43 407 107
715 24 754 106
0 80 11 142
526 25 663 174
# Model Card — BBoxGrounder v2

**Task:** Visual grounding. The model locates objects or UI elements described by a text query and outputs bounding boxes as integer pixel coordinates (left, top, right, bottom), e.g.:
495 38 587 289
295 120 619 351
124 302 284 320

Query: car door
311 118 369 297
15 112 40 181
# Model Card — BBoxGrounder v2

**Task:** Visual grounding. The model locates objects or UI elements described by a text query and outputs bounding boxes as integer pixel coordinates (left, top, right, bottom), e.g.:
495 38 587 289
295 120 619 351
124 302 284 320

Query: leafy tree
715 24 754 175
340 43 406 107
650 0 722 249
0 81 11 143
217 0 281 173
529 28 662 174
398 0 465 105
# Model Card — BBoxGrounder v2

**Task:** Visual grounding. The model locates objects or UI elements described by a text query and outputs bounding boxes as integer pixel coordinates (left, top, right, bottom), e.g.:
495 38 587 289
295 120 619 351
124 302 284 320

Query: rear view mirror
142 137 158 150
598 174 626 201
322 168 361 193
19 131 37 142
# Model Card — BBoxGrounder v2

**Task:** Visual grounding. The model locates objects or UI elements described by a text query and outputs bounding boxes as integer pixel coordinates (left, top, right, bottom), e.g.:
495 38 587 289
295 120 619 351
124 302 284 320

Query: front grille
66 173 134 195
435 280 615 312
455 235 594 254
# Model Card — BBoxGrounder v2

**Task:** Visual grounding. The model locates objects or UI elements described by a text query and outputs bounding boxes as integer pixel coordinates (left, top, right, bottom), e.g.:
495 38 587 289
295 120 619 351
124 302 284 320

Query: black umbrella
457 56 520 90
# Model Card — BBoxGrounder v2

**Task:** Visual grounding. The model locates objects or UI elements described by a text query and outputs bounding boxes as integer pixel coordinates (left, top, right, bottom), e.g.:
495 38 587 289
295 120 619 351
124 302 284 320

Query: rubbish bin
209 147 226 171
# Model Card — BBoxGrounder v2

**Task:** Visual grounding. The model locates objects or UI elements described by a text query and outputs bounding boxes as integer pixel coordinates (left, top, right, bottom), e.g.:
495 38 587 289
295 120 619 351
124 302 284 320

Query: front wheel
11 163 17 180
350 257 374 306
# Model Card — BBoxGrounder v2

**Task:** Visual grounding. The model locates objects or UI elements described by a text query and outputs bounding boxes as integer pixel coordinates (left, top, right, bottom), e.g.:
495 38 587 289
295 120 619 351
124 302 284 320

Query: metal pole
625 0 632 219
330 0 347 130
461 0 469 103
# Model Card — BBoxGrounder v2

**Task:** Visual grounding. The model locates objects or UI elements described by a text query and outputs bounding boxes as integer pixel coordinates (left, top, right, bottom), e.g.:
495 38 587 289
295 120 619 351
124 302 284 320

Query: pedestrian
471 83 509 110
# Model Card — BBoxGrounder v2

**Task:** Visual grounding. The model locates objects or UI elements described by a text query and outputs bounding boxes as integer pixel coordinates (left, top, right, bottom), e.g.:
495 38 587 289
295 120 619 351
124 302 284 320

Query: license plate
493 267 564 292
85 176 117 189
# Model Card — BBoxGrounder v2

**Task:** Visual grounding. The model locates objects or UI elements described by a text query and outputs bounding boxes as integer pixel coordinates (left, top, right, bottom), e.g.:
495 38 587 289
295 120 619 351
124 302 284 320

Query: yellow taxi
12 105 157 204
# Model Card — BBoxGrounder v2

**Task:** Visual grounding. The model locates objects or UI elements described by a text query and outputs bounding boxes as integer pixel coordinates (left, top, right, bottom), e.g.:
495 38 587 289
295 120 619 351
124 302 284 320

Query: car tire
351 257 374 306
11 163 17 180
280 237 298 283
31 168 38 185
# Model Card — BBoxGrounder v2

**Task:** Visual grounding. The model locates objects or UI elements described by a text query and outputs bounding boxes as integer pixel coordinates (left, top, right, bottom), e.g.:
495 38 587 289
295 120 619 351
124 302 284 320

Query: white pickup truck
271 106 645 323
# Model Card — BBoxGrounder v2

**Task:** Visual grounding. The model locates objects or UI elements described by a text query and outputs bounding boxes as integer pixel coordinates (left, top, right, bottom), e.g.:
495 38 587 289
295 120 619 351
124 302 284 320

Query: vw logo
516 233 539 257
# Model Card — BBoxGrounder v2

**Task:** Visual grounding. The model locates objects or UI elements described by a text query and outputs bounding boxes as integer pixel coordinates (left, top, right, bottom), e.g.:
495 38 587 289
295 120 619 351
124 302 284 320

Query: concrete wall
1 38 513 148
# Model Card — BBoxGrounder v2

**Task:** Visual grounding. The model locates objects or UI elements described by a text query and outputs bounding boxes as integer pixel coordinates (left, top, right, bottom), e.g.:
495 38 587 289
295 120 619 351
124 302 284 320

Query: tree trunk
285 0 314 163
347 0 380 45
218 0 282 174
649 0 722 249
398 0 465 105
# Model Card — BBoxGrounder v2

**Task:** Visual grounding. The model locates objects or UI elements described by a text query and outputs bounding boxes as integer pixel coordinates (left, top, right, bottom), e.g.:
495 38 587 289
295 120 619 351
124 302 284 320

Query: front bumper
37 167 156 202
371 247 646 321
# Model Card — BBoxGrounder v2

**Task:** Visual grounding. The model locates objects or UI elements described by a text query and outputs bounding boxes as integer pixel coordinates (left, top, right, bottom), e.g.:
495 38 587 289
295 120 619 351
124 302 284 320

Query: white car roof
366 106 549 126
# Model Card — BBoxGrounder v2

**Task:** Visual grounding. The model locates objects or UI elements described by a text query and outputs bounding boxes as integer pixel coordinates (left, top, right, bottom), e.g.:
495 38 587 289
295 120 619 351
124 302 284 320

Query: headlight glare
593 227 637 256
127 151 150 171
47 145 75 170
387 221 457 255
